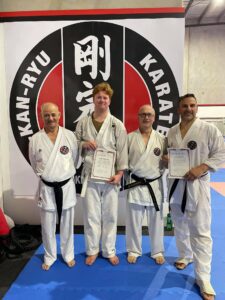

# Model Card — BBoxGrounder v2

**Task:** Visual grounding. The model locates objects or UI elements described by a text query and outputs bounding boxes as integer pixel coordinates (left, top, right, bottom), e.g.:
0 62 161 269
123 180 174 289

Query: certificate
91 148 116 181
168 148 190 179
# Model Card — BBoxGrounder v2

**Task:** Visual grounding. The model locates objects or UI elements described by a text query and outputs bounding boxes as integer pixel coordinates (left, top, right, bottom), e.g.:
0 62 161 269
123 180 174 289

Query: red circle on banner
37 62 151 133
124 62 151 133
37 63 64 128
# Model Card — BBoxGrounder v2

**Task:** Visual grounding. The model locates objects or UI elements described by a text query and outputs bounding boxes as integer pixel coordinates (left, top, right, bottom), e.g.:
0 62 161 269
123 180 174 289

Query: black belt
168 173 208 213
41 177 71 226
168 179 187 213
121 173 161 211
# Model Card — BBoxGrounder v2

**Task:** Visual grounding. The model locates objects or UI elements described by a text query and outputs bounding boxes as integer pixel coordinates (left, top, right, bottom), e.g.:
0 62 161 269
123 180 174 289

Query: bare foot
155 256 165 265
42 263 50 271
109 255 119 265
201 292 214 300
174 261 187 270
86 254 98 266
127 255 137 264
174 258 193 270
196 280 215 300
67 259 76 267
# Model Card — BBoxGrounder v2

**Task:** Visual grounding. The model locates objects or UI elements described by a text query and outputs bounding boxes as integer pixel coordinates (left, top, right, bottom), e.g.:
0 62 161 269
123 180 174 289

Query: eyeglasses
138 113 154 118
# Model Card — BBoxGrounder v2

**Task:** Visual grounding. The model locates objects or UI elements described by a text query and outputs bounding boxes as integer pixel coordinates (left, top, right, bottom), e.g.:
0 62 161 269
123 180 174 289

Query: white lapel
132 129 156 173
95 111 111 147
179 118 199 147
42 126 62 178
173 124 183 146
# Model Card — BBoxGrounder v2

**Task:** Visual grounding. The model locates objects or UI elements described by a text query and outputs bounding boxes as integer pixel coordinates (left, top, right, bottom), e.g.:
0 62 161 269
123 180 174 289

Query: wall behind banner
0 0 181 11
184 25 225 104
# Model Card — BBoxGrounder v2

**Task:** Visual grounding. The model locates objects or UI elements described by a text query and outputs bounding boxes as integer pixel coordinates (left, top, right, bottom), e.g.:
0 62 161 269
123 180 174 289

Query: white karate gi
29 126 78 266
75 112 128 258
126 129 166 258
167 118 225 282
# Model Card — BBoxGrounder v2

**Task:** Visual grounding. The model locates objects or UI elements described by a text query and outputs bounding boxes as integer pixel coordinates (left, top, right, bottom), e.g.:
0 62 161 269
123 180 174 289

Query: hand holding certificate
168 148 190 178
91 148 116 181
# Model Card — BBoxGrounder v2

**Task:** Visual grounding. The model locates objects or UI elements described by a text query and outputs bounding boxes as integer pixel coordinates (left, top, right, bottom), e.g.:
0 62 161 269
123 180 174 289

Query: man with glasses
29 102 78 270
125 104 166 264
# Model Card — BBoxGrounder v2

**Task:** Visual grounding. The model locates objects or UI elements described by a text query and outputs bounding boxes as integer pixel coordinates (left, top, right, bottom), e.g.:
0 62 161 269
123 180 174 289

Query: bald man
125 105 166 264
29 102 78 270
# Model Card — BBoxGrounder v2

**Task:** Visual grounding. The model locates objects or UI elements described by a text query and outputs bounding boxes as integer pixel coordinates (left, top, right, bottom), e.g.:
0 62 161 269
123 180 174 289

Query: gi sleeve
28 137 37 174
204 124 225 171
115 121 128 171
74 119 86 158
71 133 79 168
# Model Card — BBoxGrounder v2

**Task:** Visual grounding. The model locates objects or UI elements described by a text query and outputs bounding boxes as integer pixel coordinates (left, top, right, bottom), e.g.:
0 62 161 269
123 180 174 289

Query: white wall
0 24 11 211
0 0 181 11
183 25 225 103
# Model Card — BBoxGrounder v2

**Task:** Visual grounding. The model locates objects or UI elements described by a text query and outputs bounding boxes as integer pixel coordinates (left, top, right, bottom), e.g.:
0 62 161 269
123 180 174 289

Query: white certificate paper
91 148 116 181
168 148 190 179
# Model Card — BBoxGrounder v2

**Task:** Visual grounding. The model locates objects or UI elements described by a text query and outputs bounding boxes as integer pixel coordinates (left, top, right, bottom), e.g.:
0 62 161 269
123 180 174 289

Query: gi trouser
83 181 119 258
40 206 75 266
171 197 212 282
126 202 164 257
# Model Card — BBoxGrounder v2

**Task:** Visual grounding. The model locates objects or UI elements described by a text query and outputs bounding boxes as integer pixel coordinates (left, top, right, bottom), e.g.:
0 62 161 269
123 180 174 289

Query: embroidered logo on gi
60 146 69 155
153 147 161 156
187 140 197 150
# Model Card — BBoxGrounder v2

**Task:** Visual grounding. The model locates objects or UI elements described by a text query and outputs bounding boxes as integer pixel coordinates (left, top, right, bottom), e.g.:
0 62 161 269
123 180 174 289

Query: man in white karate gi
29 102 78 270
166 94 225 300
125 105 166 265
75 82 128 266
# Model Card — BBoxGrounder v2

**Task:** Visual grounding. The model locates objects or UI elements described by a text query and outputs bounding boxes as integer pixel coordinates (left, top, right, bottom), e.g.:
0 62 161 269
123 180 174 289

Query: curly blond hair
92 82 114 99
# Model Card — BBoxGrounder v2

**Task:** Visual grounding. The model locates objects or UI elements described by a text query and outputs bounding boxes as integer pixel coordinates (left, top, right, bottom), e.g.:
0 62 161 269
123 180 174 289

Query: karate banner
2 8 185 197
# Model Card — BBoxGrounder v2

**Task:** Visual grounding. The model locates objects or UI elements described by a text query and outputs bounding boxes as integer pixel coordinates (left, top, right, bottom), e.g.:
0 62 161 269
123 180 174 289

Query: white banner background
2 13 184 224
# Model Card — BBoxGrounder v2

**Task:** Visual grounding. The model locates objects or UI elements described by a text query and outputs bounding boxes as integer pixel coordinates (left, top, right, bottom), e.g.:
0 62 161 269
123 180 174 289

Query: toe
127 256 137 264
109 256 119 265
155 256 165 265
67 259 76 267
42 263 50 271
